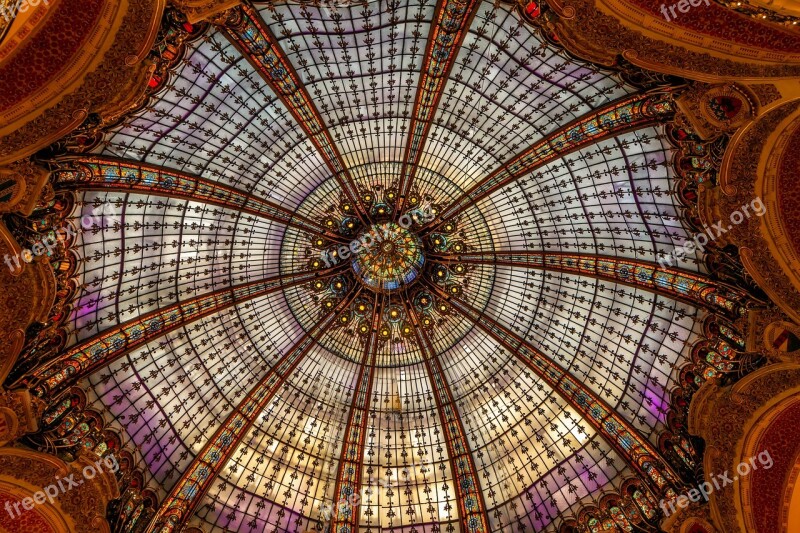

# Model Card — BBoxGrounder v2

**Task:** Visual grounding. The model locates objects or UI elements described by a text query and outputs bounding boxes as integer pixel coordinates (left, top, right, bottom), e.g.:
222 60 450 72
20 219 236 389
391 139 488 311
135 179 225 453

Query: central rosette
351 222 425 293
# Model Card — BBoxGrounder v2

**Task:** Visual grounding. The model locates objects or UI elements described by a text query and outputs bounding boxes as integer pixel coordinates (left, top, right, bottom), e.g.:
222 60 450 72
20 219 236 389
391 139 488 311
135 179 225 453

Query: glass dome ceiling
43 0 728 531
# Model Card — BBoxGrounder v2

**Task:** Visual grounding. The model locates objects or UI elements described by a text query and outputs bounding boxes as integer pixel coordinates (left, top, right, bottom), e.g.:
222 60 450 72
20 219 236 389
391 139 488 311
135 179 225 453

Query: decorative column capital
0 388 44 447
0 159 52 217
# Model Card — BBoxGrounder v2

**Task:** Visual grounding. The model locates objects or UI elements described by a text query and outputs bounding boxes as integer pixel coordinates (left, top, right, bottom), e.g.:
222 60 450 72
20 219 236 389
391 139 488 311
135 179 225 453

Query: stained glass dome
35 1 750 531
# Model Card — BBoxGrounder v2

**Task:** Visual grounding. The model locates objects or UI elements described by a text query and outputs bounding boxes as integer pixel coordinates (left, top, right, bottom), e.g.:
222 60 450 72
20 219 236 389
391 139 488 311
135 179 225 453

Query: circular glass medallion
351 222 425 293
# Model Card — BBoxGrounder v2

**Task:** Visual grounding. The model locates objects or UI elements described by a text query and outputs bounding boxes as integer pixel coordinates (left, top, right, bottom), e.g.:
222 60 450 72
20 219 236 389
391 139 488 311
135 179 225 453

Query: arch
736 390 800 533
0 0 164 164
688 363 800 532
717 99 800 323
0 447 118 533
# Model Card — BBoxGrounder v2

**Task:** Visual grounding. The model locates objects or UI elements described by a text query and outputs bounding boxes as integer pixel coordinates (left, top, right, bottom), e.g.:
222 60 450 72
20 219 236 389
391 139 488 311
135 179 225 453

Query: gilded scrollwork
0 0 164 165
713 101 800 323
688 365 800 532
748 83 783 107
0 159 52 216
674 83 757 139
0 220 56 385
0 447 118 533
0 389 44 446
530 0 800 81
169 0 242 23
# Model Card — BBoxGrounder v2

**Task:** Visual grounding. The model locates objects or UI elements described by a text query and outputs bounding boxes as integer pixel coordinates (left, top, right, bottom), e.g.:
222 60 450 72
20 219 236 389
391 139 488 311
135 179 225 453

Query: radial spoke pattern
32 267 343 396
39 2 741 532
223 4 367 222
395 0 482 216
404 296 491 533
150 287 363 532
330 294 380 533
427 282 681 496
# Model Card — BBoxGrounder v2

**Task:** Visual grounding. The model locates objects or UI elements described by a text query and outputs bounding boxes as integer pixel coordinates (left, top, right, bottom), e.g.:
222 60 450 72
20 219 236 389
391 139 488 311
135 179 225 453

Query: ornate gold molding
754 108 800 292
0 447 119 533
0 389 43 446
689 363 800 532
714 100 800 323
744 0 800 17
1 0 125 131
0 0 56 57
661 502 720 532
0 159 52 216
737 392 800 533
762 320 800 361
170 0 242 23
593 0 800 68
675 83 758 138
0 220 56 384
0 0 165 165
530 0 800 81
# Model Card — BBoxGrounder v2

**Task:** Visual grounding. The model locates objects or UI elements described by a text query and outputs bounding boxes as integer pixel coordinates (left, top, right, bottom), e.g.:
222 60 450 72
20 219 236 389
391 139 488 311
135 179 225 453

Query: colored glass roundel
351 222 425 293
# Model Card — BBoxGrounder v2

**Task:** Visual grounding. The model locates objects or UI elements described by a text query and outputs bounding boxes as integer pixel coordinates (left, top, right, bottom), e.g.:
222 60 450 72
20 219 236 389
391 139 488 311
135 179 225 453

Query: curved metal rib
422 278 684 500
30 265 348 396
148 286 364 532
54 155 349 242
394 0 483 218
401 295 492 533
329 293 381 533
419 92 676 233
222 4 369 225
431 250 749 318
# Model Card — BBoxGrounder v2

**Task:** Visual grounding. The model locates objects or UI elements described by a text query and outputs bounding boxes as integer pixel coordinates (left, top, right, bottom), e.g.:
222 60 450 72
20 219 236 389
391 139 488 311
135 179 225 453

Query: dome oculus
351 222 425 293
